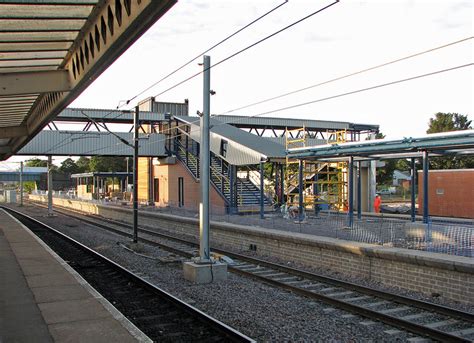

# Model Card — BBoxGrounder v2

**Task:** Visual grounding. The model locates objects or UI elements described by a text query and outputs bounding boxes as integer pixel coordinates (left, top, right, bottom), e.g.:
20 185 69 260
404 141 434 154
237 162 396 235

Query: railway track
2 206 254 343
24 203 474 342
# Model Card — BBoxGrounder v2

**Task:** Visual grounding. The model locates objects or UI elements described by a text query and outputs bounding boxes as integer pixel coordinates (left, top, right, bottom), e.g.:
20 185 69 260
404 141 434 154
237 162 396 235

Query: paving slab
39 298 113 324
0 208 147 342
31 283 92 303
49 317 138 343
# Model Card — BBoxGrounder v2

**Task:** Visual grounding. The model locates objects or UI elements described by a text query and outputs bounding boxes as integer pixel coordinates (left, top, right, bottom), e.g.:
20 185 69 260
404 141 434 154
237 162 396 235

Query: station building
134 98 379 214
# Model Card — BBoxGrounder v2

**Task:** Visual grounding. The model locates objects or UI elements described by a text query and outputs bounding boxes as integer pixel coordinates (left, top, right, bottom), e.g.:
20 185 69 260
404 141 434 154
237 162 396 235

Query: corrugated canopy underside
0 0 176 160
0 1 97 127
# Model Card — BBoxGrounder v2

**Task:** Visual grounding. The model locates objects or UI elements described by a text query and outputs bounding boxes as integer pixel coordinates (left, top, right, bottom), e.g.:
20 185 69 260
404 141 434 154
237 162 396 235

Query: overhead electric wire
121 0 289 107
78 61 473 157
243 62 474 118
152 0 340 99
219 36 474 114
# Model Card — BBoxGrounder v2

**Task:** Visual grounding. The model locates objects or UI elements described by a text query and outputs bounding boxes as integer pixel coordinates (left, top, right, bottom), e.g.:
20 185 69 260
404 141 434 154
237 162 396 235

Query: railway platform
0 208 147 343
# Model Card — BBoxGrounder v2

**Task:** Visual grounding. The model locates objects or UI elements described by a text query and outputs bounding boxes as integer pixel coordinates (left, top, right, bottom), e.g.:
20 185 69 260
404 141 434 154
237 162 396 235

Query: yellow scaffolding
285 128 348 212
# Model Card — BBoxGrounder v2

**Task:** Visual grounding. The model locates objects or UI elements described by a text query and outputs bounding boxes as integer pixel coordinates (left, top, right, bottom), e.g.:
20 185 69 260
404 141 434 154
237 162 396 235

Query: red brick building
418 169 474 219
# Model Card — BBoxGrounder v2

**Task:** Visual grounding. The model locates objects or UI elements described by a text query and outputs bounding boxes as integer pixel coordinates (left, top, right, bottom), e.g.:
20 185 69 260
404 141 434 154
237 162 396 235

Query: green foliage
59 158 81 174
426 112 473 169
22 181 36 193
427 112 471 133
76 156 91 173
25 158 47 167
89 156 127 172
25 158 57 171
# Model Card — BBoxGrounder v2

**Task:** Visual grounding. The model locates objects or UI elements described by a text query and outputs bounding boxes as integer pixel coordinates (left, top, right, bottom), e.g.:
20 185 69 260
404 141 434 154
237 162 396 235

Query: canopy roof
0 0 176 160
287 130 474 161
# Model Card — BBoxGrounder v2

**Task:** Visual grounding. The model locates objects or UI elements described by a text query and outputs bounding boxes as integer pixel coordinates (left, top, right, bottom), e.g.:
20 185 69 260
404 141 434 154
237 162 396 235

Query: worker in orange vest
374 194 381 213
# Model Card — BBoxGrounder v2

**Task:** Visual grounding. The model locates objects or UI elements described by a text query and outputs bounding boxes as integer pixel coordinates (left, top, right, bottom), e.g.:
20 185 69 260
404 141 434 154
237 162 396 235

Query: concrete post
47 155 53 216
199 55 211 262
19 161 23 206
133 106 139 243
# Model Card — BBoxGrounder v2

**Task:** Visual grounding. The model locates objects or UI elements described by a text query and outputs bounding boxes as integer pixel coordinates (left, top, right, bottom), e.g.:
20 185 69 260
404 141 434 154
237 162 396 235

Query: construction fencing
30 192 473 258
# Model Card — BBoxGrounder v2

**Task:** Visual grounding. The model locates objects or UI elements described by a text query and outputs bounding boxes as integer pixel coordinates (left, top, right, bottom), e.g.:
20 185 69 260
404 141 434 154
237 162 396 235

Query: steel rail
2 205 254 343
26 202 474 342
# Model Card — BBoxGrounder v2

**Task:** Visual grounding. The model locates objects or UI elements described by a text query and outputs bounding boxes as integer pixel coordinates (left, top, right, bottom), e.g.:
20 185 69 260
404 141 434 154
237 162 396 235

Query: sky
4 0 473 168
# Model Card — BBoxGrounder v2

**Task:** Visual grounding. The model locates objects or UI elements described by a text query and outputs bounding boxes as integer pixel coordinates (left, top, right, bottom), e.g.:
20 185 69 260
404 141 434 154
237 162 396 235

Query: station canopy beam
0 0 176 160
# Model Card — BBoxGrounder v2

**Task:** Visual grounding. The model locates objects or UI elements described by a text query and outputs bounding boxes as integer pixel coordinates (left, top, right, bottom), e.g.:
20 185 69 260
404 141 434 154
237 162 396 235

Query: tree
76 156 91 173
25 158 58 171
25 158 47 167
427 113 471 133
89 156 127 172
59 158 80 174
426 113 473 169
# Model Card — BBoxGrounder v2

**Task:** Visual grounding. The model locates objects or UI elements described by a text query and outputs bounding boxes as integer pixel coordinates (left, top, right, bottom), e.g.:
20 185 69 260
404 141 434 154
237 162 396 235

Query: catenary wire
93 36 474 144
152 0 340 99
76 62 473 157
121 0 289 107
218 36 474 114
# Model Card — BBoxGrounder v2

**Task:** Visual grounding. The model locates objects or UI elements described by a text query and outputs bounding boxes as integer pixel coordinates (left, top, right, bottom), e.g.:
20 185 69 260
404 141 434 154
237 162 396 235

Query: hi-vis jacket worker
374 194 381 213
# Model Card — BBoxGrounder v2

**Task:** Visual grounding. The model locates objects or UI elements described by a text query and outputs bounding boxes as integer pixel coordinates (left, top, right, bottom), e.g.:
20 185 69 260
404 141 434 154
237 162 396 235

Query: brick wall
153 161 226 213
29 195 474 305
418 169 474 219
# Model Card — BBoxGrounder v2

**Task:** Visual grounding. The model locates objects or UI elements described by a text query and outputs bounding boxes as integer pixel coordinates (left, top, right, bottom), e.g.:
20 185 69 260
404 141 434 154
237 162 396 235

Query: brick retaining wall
29 195 474 305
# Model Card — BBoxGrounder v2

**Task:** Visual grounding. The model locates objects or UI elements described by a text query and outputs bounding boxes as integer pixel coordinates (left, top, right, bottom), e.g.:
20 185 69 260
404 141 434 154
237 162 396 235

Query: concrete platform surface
0 208 150 342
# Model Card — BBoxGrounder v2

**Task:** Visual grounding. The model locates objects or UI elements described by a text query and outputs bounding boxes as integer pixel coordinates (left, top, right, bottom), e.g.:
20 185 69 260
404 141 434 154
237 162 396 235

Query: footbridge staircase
173 137 273 213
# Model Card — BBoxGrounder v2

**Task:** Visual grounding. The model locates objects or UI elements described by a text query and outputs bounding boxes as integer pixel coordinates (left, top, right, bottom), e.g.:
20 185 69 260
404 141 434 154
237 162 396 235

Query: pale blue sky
4 0 473 167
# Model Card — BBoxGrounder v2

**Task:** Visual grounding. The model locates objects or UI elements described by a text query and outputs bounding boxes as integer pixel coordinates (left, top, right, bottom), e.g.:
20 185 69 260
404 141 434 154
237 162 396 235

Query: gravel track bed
132 216 474 315
14 204 420 342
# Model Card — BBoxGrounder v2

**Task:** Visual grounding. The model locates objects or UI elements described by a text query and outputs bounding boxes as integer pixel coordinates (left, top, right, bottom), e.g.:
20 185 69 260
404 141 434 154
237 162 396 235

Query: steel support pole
410 158 416 222
298 159 304 222
229 165 234 214
19 161 23 206
133 107 139 243
422 150 429 224
260 161 265 219
348 156 354 227
199 55 211 262
280 164 284 205
47 155 53 216
357 161 361 220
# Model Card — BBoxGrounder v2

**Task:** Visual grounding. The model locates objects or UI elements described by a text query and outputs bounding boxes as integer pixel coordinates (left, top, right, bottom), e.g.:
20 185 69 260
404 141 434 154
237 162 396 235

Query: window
154 178 160 202
178 177 184 207
220 139 228 158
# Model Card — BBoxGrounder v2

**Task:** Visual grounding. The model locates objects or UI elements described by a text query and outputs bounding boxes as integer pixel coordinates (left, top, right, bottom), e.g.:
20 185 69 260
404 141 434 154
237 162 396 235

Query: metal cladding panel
212 115 379 132
177 116 286 164
57 108 167 122
153 101 188 117
0 172 42 182
17 130 166 156
267 136 328 147
287 130 474 159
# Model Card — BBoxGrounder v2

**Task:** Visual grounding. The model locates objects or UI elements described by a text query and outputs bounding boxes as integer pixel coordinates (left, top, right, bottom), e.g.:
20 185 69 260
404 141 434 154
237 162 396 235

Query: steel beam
422 151 429 224
410 158 416 222
348 156 354 227
0 70 72 96
132 106 139 243
6 0 176 160
0 125 28 138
